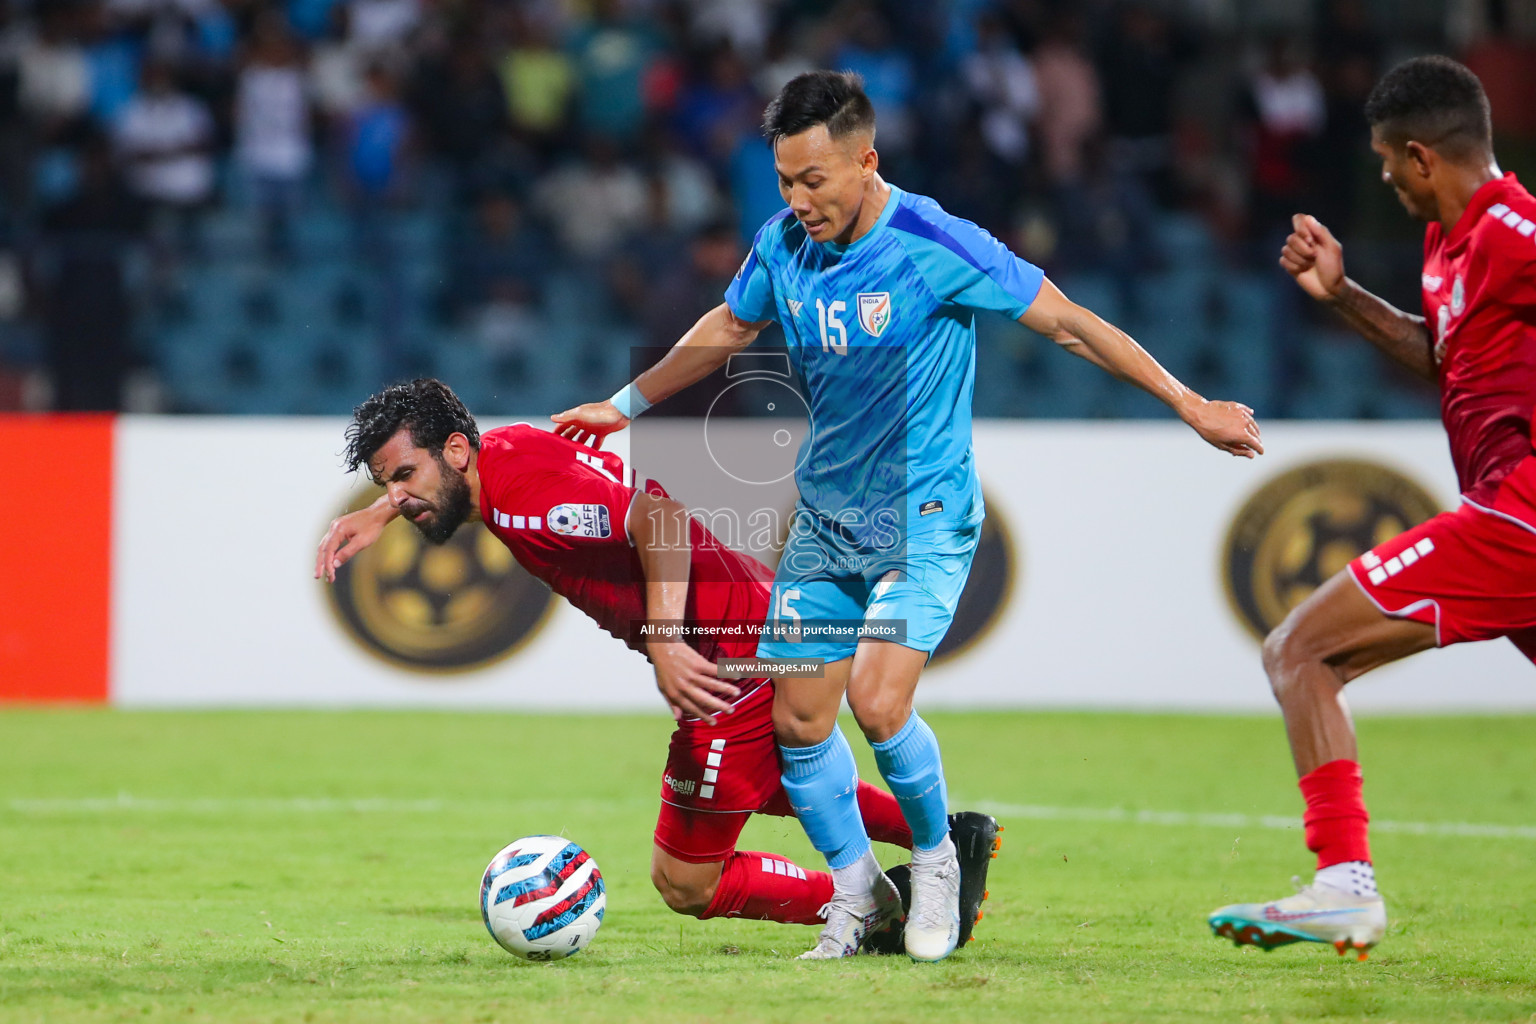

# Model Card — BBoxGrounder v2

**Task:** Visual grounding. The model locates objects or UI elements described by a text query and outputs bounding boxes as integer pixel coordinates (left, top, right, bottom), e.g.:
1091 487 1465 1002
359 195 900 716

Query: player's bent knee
649 861 715 918
771 703 834 748
1261 611 1341 704
1261 622 1314 704
849 691 911 743
1260 624 1292 689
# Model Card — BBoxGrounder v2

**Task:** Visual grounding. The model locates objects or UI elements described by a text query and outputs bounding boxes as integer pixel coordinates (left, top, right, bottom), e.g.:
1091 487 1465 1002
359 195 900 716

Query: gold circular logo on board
932 490 1018 665
1222 459 1441 641
326 488 556 672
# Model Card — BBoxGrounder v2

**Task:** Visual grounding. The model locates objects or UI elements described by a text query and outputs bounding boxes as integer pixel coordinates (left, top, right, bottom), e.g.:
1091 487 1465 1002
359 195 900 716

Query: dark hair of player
762 70 876 142
344 378 480 472
1364 55 1491 160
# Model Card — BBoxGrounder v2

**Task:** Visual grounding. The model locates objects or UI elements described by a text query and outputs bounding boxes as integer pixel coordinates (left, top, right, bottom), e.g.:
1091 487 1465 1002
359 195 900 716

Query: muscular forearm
1324 278 1436 382
1056 305 1201 419
633 304 763 405
631 496 694 653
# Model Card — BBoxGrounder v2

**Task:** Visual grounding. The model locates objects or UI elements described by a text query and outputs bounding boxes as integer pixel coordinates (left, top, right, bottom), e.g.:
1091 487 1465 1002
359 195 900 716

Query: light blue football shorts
755 508 980 662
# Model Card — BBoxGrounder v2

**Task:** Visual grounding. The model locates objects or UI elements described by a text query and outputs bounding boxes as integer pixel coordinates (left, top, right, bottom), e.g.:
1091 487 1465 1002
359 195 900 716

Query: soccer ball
479 836 605 961
547 504 581 535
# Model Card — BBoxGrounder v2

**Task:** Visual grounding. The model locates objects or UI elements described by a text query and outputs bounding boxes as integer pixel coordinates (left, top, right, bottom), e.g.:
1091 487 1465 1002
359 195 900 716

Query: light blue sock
779 728 872 870
871 713 950 851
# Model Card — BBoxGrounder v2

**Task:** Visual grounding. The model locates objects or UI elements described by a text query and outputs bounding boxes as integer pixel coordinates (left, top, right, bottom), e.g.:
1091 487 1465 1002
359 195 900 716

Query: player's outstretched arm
551 304 770 449
314 493 400 582
1020 278 1264 458
1281 213 1436 382
627 491 741 724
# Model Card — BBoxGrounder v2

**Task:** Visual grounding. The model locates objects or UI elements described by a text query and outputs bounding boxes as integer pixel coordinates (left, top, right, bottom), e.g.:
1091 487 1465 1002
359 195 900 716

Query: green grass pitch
3 709 1536 1023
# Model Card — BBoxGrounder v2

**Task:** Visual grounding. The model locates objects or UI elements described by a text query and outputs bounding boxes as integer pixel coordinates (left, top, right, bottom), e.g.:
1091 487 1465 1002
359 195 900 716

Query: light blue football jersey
724 184 1044 548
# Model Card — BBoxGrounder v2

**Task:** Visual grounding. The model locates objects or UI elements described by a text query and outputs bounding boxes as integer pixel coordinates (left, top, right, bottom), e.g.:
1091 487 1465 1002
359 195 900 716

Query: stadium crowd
0 0 1532 413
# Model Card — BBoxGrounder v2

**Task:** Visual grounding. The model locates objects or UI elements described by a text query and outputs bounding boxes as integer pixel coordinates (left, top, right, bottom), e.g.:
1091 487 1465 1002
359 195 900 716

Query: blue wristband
609 383 652 420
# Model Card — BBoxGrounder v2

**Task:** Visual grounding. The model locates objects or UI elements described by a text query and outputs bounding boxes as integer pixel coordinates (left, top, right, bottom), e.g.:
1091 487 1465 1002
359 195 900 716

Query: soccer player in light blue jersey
554 71 1264 961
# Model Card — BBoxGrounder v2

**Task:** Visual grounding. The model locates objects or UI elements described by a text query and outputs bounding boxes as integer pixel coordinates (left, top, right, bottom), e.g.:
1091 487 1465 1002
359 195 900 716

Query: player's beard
412 457 474 545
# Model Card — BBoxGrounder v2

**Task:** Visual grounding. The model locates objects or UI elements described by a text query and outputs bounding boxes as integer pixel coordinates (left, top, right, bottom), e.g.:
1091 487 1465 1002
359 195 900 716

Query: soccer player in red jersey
1209 56 1536 959
314 379 998 948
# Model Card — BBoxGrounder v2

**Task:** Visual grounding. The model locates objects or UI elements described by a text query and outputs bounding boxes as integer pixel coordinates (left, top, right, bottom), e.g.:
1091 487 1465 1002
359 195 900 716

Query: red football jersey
474 424 774 665
1422 172 1536 526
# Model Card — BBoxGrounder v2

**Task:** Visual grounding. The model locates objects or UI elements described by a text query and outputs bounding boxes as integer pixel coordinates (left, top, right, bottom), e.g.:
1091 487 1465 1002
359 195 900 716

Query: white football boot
904 846 961 962
1209 878 1387 960
797 872 903 960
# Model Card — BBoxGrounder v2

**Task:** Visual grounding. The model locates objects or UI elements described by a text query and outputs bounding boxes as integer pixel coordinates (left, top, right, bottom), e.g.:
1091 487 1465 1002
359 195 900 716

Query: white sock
911 834 956 867
830 849 882 898
1315 860 1379 899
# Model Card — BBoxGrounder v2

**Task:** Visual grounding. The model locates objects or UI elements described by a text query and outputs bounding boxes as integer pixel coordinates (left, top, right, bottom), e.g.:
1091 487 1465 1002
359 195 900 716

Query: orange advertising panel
0 415 112 701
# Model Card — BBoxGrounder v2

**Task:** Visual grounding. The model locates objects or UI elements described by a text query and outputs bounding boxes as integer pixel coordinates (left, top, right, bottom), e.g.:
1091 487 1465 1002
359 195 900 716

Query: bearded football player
315 378 1000 953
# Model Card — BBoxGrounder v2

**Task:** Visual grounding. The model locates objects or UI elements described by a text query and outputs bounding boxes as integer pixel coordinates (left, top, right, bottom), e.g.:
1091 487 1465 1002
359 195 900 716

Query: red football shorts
653 682 788 863
1347 500 1536 660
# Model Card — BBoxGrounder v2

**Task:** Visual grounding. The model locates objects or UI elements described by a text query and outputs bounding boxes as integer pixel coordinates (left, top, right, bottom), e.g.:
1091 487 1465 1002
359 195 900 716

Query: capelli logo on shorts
1221 460 1441 641
664 774 697 797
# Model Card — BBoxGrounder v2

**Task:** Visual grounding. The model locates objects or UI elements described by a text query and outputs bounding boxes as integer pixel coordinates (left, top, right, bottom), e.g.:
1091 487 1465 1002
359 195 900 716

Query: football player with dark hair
1210 56 1536 960
319 378 1000 953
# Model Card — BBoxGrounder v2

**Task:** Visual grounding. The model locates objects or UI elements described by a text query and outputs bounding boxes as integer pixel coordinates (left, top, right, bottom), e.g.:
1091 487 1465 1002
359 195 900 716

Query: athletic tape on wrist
609 383 652 420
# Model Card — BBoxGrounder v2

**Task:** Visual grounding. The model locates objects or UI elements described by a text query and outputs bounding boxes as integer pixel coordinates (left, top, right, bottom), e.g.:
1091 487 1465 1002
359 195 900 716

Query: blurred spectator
960 13 1039 167
450 191 548 319
1460 0 1536 143
1310 51 1378 235
235 17 313 260
310 4 364 121
647 136 721 237
0 0 1478 419
832 5 914 156
928 117 1013 238
673 46 759 174
340 60 413 378
113 59 215 261
753 21 813 98
568 0 660 144
729 130 784 246
1033 12 1100 187
1316 0 1383 73
614 217 738 350
346 0 418 55
451 191 549 355
1097 4 1178 200
80 1 140 127
498 11 574 154
18 7 91 134
684 0 773 60
410 32 509 196
343 60 411 205
1242 37 1326 240
534 136 646 264
32 135 145 410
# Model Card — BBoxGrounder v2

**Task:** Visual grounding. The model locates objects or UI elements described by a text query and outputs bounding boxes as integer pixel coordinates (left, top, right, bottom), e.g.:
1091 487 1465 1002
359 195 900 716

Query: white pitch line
969 801 1536 841
1 794 656 815
4 795 446 814
9 795 1536 841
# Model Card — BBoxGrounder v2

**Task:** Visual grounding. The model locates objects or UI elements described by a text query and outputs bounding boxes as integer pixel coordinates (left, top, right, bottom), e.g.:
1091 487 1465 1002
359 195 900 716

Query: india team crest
857 292 893 337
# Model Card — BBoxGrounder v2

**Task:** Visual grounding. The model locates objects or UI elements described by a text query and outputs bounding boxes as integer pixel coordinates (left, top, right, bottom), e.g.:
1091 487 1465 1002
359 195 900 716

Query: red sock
700 851 832 925
1299 759 1371 868
759 780 914 849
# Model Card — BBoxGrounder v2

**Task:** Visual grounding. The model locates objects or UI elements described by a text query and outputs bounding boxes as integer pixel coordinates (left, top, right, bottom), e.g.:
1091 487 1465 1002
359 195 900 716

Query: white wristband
609 382 652 420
